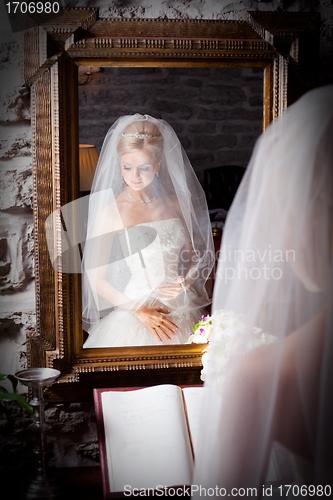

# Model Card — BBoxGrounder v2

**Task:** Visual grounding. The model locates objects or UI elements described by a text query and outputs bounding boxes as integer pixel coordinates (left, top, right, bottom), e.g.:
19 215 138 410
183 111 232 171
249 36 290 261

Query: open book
94 384 204 497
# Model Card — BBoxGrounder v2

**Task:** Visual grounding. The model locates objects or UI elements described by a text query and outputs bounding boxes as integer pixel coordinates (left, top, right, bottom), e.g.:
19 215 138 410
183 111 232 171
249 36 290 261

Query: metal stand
15 368 66 499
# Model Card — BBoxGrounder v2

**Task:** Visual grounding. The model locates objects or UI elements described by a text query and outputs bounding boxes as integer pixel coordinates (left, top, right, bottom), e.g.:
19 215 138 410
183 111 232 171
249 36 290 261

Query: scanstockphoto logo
45 195 90 274
45 194 166 288
4 0 80 33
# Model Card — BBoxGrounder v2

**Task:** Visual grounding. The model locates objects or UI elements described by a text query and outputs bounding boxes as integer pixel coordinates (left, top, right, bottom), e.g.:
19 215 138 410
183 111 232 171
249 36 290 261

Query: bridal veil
82 114 214 336
193 85 333 492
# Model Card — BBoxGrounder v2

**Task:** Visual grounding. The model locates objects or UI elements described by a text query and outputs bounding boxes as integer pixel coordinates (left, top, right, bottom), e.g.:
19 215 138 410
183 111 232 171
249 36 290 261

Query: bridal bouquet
188 311 276 382
187 314 213 345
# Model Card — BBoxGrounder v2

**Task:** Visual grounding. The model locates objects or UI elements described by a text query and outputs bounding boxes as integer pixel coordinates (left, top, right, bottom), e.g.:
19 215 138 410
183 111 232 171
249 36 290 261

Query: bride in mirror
82 114 214 348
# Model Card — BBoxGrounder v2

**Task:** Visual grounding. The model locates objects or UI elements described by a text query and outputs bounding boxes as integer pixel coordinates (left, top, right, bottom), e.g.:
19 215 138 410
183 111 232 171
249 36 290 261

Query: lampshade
79 144 99 191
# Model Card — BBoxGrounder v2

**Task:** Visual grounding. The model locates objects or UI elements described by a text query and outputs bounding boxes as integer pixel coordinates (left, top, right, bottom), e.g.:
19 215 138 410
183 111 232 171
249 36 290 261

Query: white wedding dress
83 218 205 347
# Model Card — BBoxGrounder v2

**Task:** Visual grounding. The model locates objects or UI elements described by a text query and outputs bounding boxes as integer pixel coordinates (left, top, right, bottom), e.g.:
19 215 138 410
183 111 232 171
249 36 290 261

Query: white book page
182 387 204 459
101 384 193 492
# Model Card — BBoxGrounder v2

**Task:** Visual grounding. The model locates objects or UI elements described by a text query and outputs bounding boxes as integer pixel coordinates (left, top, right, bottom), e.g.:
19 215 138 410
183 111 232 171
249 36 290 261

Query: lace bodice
120 218 186 300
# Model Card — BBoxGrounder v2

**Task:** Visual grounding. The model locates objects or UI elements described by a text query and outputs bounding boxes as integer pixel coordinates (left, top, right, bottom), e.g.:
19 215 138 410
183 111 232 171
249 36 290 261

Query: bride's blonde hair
117 121 163 162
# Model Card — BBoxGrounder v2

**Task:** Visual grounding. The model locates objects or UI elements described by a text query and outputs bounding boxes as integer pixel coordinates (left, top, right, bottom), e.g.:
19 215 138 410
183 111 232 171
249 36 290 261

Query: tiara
121 133 159 140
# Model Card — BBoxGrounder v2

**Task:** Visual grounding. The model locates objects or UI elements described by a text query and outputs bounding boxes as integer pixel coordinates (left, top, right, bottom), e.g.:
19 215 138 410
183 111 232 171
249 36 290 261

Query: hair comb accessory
121 133 159 140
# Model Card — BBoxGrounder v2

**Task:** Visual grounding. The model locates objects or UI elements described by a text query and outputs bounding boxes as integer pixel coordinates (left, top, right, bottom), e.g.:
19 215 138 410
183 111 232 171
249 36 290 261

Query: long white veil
82 114 215 336
193 85 333 492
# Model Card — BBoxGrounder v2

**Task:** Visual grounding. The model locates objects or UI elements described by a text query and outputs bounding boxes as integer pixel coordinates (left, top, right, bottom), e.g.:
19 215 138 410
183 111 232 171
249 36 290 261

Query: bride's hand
133 305 178 342
156 276 185 300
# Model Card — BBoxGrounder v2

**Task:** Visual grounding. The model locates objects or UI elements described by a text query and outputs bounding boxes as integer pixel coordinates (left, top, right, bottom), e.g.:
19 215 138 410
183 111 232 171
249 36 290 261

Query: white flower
187 315 212 344
188 310 277 382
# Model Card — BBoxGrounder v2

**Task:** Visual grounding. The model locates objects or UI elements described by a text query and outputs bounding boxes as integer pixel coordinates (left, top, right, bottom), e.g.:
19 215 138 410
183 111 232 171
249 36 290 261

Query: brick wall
79 67 263 184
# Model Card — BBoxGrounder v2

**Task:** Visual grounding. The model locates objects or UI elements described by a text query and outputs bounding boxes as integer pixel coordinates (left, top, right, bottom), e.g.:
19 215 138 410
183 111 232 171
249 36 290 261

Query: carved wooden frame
23 8 319 400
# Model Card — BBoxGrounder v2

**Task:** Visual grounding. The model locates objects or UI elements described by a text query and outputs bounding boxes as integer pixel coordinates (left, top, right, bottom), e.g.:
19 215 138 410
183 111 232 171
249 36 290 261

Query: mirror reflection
81 114 214 348
79 67 263 347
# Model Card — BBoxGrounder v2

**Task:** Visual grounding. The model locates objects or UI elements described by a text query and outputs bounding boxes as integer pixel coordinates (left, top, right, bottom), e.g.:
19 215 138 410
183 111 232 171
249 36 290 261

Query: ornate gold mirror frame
23 8 318 401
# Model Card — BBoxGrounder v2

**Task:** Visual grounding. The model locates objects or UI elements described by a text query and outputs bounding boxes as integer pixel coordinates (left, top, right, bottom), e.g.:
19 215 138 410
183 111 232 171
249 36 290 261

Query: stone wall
0 0 332 470
79 67 263 184
0 36 35 383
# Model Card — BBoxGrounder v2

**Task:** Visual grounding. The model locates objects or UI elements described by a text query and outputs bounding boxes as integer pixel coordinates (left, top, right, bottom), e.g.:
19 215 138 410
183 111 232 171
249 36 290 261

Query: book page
182 387 204 459
101 384 193 492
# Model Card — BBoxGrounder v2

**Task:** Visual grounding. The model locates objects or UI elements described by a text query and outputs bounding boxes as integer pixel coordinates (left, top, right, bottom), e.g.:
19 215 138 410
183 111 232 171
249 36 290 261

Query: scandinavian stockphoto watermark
45 195 295 285
215 243 296 284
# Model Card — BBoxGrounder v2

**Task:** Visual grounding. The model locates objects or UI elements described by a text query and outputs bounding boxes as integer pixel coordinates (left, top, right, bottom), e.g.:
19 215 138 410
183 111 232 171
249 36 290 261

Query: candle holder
15 368 65 499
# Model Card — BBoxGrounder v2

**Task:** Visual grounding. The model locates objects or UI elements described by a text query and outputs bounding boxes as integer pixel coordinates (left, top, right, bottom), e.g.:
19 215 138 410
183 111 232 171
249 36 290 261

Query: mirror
78 65 264 350
23 8 318 401
78 66 264 184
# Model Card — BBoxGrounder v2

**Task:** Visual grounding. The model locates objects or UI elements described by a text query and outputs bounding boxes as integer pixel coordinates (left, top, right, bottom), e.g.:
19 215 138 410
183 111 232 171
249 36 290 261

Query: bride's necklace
126 189 157 204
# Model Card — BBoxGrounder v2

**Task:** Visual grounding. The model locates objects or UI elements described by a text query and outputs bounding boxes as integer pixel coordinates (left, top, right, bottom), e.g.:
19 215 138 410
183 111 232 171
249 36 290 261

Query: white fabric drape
193 85 333 494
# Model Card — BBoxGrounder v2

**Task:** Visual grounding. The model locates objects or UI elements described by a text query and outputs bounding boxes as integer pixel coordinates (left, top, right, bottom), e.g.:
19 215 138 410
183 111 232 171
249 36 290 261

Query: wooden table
10 466 104 500
57 466 103 499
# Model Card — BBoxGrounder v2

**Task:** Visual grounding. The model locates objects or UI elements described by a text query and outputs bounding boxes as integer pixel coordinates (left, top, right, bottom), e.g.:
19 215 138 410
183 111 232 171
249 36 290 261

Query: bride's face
121 149 160 191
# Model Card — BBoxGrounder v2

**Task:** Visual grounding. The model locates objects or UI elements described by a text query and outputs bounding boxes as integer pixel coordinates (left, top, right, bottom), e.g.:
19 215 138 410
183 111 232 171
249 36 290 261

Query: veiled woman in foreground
193 85 333 494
